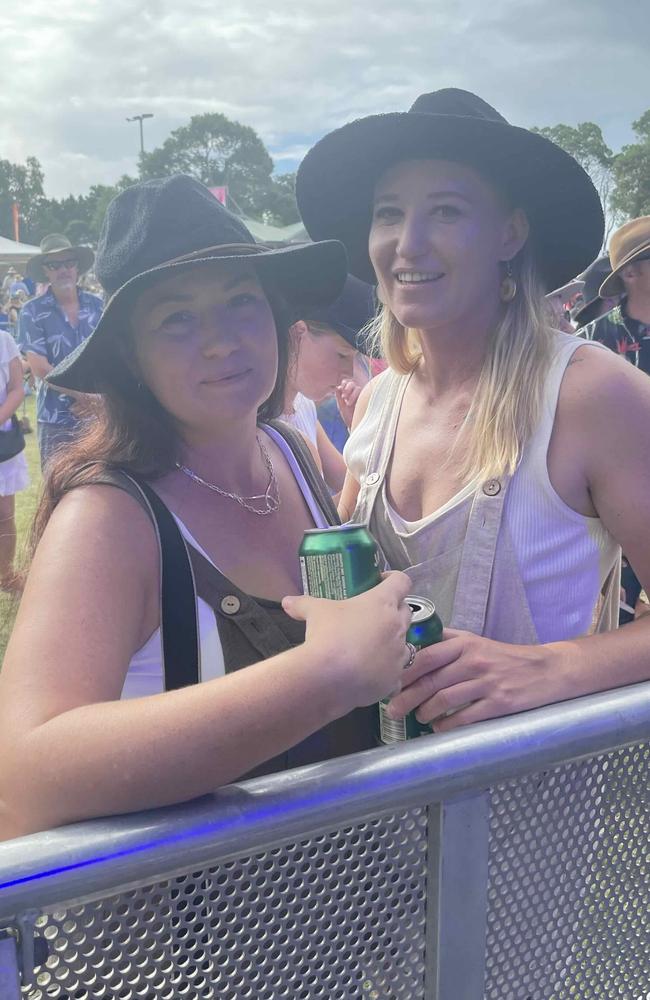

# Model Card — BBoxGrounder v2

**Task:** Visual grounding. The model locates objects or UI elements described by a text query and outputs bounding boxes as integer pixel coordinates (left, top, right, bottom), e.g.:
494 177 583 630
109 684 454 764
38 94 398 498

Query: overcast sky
1 0 649 200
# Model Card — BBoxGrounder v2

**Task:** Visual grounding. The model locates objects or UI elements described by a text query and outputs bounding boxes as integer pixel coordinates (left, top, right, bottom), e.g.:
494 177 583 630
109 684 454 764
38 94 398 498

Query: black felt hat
301 275 375 352
296 88 604 292
47 174 347 393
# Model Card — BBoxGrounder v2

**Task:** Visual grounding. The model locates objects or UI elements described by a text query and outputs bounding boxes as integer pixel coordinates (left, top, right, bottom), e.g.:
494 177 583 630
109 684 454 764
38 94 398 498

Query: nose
199 307 239 356
395 210 431 262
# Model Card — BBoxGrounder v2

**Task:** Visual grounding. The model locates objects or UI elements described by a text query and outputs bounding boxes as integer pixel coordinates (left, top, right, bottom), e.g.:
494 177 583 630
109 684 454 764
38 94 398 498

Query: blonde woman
296 88 650 730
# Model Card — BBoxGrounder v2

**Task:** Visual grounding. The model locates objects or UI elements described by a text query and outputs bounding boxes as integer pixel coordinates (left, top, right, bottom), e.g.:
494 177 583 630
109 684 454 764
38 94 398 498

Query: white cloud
0 0 648 197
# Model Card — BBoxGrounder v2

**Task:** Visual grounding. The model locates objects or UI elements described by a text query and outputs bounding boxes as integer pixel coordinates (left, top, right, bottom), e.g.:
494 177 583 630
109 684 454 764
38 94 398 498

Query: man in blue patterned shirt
19 234 102 468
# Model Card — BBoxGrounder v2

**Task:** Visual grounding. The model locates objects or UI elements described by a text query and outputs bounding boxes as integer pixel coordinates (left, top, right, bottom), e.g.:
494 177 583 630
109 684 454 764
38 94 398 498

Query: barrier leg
425 791 490 1000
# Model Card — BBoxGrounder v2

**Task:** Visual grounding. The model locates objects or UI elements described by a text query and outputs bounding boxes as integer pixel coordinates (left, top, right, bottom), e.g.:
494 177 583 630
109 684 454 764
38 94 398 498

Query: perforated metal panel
485 744 650 1000
23 809 427 1000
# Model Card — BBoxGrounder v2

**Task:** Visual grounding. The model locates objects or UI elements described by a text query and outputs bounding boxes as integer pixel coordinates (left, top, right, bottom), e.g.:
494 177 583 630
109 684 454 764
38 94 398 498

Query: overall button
483 479 501 497
366 472 380 486
221 595 241 615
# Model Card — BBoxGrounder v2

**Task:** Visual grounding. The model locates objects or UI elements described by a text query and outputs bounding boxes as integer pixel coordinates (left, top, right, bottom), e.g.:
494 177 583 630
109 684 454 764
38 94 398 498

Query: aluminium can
379 596 444 744
299 524 382 600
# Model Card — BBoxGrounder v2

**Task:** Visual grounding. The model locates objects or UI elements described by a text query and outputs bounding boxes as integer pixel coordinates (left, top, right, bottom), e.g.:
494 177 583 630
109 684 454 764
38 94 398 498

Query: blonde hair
369 244 557 484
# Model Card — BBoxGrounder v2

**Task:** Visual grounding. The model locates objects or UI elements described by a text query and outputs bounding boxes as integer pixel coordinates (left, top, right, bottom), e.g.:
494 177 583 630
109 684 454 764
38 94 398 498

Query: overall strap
449 475 512 635
78 466 200 691
187 547 296 662
353 370 411 524
266 419 340 526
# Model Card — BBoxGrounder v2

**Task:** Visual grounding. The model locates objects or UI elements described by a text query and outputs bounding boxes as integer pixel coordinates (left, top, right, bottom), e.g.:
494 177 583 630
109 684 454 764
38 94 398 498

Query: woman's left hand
385 628 562 732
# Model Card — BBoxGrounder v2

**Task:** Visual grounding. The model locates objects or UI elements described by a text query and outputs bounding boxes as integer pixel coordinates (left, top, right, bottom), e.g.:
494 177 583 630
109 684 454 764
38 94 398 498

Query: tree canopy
139 113 299 224
0 157 45 243
610 111 650 219
5 106 648 252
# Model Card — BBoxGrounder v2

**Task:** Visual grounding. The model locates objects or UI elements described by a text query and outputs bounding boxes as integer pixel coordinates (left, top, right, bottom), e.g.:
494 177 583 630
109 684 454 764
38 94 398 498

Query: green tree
27 175 136 246
0 156 46 242
139 113 298 225
532 122 618 242
611 110 650 220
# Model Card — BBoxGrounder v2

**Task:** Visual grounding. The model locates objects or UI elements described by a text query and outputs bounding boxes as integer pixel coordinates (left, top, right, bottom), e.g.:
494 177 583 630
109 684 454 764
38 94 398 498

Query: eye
372 205 402 223
229 292 258 308
432 204 462 220
158 311 196 337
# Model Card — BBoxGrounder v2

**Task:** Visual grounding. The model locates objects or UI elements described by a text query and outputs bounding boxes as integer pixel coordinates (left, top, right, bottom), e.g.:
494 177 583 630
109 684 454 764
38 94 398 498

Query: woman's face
293 323 357 402
369 159 528 333
132 261 278 431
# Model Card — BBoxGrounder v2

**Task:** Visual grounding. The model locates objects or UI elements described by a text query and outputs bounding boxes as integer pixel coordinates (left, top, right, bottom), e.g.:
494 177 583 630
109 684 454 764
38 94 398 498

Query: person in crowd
580 217 650 372
297 87 650 732
0 299 11 334
545 278 584 333
572 255 617 329
579 221 650 624
0 175 412 840
317 352 372 453
1 267 18 294
0 326 29 592
18 234 103 469
281 274 375 491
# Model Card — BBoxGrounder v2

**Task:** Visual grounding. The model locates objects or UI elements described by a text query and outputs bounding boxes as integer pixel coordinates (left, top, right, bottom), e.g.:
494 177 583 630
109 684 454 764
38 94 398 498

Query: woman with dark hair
296 88 650 731
0 175 412 840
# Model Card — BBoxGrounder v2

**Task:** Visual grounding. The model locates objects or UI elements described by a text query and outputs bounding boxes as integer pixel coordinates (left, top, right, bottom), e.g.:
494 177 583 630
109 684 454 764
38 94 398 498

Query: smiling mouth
395 271 445 284
203 369 251 385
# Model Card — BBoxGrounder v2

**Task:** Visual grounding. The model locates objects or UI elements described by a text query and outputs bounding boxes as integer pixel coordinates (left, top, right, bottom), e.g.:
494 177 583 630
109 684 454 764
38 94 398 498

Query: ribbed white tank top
344 332 620 643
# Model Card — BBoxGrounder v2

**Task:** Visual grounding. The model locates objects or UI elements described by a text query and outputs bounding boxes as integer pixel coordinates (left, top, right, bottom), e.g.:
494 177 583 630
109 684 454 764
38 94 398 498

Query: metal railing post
425 791 490 1000
0 930 21 1000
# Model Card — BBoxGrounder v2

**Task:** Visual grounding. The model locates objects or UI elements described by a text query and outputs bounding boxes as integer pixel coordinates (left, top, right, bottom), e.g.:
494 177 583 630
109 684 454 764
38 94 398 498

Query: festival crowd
1 87 650 840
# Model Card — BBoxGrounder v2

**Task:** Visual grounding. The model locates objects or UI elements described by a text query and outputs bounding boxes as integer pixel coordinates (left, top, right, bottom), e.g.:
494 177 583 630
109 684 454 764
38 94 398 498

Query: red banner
209 186 228 205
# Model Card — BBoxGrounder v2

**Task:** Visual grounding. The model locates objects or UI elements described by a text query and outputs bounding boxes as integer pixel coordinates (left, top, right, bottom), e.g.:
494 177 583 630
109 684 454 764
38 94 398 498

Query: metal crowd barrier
1 682 648 1000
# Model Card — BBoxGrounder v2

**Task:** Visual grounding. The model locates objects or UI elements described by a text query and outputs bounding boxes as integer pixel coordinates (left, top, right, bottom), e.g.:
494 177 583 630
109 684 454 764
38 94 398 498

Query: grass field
0 395 41 663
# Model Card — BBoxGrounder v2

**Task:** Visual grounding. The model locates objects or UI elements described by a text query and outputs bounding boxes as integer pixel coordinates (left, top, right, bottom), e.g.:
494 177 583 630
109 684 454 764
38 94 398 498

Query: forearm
0 385 24 424
2 645 347 838
546 614 650 701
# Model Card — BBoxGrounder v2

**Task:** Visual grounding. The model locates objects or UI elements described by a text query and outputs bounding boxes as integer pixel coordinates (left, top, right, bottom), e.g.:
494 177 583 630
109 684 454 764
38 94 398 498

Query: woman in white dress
0 328 29 591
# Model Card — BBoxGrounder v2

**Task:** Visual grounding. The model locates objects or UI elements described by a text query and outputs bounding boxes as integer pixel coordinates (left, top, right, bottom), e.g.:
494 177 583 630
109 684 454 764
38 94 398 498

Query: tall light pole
126 113 154 157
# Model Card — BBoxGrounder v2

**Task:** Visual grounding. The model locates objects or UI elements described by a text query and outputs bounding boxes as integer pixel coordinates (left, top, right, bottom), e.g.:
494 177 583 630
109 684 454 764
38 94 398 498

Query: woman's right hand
282 572 413 709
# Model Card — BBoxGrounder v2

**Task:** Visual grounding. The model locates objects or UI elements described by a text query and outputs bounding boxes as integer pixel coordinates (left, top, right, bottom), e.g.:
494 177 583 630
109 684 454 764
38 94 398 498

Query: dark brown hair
30 280 292 552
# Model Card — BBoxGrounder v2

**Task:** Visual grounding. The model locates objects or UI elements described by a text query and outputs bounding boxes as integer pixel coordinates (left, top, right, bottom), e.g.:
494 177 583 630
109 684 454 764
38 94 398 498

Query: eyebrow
374 190 473 205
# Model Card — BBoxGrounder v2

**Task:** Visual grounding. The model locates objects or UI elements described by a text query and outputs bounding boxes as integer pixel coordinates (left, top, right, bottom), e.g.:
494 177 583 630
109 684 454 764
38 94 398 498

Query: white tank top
344 332 620 644
280 392 318 446
122 425 329 700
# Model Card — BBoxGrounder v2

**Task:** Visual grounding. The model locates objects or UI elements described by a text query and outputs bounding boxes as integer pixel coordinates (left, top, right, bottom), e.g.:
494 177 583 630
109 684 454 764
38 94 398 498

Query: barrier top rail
0 681 648 920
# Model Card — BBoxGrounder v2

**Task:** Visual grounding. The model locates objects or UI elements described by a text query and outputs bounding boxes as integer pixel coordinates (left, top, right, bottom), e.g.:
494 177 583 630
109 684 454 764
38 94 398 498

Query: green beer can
299 524 382 599
379 596 444 745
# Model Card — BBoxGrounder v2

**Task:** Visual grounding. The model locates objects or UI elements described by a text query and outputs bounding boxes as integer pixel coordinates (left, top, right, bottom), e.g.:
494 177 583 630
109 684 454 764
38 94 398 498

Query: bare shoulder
559 343 650 430
42 483 159 562
26 483 160 627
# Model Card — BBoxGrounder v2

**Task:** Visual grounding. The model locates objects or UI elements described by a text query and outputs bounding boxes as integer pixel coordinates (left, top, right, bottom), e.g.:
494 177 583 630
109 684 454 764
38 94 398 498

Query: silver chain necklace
175 435 280 516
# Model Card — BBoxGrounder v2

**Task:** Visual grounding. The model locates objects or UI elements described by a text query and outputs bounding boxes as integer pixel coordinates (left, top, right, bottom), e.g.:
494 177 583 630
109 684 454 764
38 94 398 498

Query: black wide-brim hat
48 174 347 394
296 89 604 293
301 274 375 352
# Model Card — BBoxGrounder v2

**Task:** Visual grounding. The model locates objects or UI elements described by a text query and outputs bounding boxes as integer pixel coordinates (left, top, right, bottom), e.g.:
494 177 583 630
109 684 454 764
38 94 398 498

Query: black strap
80 467 200 691
79 425 338 690
267 419 340 526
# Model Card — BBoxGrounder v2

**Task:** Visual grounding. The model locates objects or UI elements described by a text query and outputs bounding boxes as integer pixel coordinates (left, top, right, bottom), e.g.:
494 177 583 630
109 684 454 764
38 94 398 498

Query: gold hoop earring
500 260 517 303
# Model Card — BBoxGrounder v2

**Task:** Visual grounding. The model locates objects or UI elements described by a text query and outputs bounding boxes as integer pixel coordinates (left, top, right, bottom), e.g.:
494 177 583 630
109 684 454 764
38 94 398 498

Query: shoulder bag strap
266 419 341 526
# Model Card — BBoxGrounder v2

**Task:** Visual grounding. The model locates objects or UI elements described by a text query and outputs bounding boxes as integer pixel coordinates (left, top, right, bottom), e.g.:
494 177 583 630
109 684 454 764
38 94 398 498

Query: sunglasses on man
43 258 78 271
